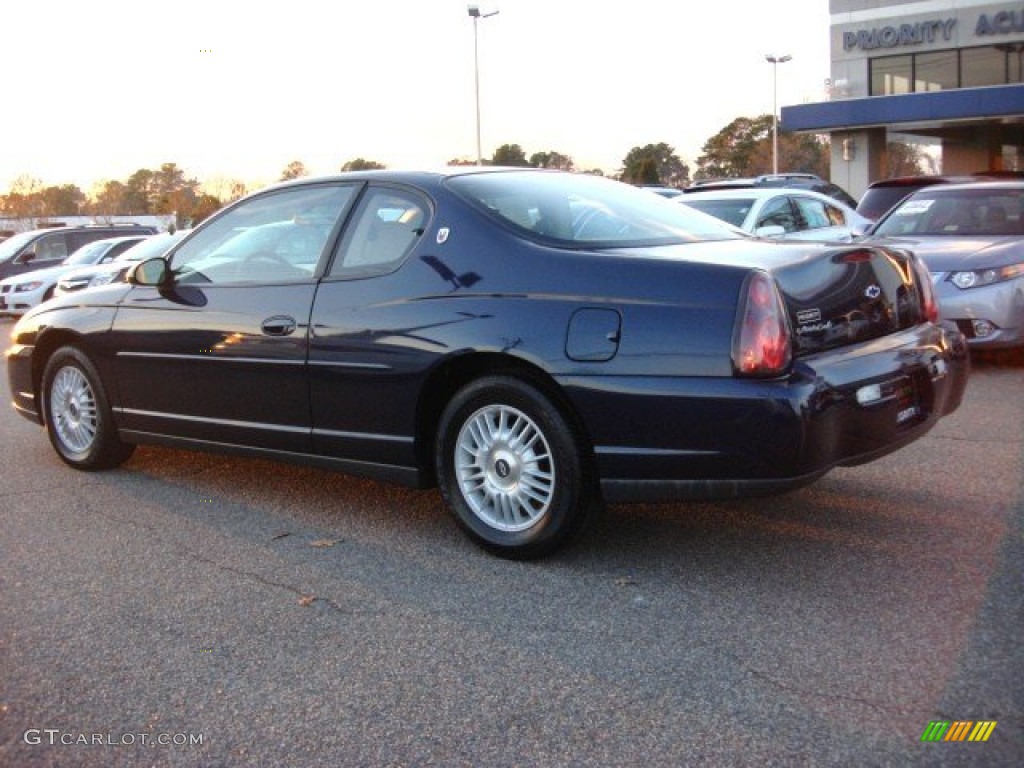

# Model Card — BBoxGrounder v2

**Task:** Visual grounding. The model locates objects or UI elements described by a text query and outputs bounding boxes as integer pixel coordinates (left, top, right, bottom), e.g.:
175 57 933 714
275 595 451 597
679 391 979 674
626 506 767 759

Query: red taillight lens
912 256 938 323
732 271 792 377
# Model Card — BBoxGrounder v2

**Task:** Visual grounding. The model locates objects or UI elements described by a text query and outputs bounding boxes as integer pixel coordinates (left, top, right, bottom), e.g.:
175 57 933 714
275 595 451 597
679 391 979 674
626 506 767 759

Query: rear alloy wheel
42 346 135 470
437 376 595 559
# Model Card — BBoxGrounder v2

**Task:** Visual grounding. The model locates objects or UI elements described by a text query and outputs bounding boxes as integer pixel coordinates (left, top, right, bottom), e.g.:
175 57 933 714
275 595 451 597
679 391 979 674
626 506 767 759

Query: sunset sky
2 0 830 192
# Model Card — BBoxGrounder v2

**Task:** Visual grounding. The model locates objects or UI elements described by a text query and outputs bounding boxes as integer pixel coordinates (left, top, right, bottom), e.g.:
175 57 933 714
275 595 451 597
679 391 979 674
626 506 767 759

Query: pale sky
2 0 830 195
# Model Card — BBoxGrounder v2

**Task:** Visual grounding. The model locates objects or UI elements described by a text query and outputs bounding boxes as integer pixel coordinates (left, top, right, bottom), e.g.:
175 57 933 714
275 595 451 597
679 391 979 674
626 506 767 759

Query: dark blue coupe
6 169 969 558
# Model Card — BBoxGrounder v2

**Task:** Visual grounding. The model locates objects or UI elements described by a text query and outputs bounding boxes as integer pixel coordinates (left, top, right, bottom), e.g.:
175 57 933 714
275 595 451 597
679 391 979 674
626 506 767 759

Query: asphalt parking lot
0 317 1021 767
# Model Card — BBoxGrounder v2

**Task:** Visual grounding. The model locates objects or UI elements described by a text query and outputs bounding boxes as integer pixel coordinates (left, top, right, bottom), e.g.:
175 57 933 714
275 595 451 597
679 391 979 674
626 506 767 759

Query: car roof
88 234 155 245
902 180 1024 194
679 187 848 204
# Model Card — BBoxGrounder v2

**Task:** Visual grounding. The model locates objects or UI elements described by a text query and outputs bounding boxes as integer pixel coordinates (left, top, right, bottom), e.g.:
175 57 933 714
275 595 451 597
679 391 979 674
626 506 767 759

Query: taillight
732 270 792 377
912 256 938 323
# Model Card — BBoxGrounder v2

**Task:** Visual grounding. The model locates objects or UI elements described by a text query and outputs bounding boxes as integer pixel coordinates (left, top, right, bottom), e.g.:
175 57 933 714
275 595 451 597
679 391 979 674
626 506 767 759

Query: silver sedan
677 187 872 241
861 181 1024 350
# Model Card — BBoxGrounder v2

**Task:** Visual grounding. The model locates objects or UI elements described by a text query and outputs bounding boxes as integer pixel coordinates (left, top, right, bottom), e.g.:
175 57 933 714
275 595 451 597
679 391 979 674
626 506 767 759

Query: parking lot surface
1 319 1021 766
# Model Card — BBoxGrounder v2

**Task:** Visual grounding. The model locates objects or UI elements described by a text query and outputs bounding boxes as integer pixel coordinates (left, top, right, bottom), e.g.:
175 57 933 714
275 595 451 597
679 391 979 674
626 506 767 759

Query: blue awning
782 84 1024 132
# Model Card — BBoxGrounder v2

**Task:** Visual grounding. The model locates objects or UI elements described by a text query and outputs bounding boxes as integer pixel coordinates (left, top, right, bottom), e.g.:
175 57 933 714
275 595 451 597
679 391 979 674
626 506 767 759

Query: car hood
862 235 1023 271
60 261 130 281
0 262 79 285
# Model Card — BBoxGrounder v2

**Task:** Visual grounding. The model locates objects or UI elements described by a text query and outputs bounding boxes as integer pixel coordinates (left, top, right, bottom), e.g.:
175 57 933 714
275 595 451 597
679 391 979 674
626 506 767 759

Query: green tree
88 180 130 215
190 194 224 225
341 158 386 172
123 169 154 213
695 116 774 180
620 143 689 187
39 184 86 216
151 163 199 212
743 131 830 178
1 175 44 218
529 151 574 171
280 160 308 181
491 144 530 167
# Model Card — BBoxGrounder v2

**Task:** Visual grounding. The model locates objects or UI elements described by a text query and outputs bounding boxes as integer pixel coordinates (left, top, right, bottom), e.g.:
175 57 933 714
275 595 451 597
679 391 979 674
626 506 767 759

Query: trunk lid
770 244 931 357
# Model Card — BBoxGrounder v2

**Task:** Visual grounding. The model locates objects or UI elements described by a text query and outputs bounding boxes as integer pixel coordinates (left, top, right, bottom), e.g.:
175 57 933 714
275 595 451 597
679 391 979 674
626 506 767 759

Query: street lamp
765 53 792 175
469 4 499 165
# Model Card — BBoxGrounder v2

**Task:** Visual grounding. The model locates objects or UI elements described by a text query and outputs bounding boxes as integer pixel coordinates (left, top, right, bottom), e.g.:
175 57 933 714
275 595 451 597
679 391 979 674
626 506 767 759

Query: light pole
469 5 499 166
765 53 792 175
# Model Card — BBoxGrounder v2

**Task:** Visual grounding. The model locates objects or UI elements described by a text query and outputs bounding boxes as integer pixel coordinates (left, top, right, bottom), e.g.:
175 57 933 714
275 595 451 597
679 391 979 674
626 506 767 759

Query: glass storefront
870 44 1024 95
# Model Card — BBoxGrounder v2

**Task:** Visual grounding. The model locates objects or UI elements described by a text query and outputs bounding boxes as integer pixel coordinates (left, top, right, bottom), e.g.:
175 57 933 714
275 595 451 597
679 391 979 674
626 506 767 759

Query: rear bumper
560 324 969 503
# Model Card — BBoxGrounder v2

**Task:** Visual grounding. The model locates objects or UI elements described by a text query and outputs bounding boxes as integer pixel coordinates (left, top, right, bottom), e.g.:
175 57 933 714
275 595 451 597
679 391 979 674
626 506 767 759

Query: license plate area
891 377 920 425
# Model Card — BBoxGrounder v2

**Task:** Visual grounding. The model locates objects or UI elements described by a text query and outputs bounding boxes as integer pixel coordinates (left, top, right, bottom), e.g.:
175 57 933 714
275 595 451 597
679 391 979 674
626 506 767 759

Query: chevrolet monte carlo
6 169 969 558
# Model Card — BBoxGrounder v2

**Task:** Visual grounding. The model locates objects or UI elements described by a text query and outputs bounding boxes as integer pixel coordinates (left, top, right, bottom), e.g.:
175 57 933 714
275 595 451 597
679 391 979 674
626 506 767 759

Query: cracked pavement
1 335 1021 766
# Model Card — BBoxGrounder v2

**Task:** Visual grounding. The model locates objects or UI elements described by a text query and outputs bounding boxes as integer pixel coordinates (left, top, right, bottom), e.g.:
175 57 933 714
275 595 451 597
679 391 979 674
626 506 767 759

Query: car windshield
0 230 43 263
447 171 741 247
64 240 111 266
680 198 755 228
872 187 1024 237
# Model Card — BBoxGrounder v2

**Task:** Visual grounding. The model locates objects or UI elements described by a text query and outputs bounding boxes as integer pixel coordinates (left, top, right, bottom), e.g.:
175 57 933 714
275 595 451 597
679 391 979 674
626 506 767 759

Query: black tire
41 346 135 470
436 375 596 559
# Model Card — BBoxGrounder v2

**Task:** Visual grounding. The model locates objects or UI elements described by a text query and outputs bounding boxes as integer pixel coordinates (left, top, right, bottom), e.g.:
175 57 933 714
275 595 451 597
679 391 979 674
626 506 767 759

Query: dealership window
915 50 958 92
872 44 1024 95
871 55 912 95
961 46 1006 88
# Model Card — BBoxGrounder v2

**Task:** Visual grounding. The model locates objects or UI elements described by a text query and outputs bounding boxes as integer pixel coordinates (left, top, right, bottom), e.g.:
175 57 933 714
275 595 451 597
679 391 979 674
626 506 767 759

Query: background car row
0 234 149 314
7 174 1021 354
0 230 185 315
673 175 1024 352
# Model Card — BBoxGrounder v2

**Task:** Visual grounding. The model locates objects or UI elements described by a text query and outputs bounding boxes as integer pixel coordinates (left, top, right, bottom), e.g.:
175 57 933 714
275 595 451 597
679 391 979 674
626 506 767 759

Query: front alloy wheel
50 365 99 456
42 346 135 470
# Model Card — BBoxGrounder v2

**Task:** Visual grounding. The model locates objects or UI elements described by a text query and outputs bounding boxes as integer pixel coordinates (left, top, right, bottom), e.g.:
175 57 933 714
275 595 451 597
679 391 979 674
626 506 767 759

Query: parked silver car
862 181 1023 350
54 231 189 297
0 235 150 315
677 187 872 241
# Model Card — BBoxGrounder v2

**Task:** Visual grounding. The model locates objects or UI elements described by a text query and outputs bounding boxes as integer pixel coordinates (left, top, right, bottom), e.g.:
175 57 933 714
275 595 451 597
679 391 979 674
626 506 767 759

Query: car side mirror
19 250 36 264
128 257 170 287
755 225 786 238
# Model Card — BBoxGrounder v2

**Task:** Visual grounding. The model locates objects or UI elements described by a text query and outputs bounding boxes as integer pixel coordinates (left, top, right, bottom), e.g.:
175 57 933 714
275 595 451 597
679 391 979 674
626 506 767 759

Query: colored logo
921 721 997 742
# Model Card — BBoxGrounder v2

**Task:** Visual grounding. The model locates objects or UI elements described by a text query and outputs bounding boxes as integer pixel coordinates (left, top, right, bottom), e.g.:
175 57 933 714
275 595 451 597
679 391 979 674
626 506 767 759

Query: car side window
28 232 69 263
104 240 140 260
792 197 831 230
757 197 798 233
825 204 846 227
330 188 428 276
170 184 355 285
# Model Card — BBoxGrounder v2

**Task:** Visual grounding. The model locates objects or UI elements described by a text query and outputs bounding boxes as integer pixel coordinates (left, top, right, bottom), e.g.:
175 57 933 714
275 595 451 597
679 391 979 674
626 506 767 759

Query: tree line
1 115 934 223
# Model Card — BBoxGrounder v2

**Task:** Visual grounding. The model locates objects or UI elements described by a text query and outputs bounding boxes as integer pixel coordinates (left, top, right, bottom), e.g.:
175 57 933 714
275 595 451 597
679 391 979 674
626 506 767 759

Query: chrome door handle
261 315 296 336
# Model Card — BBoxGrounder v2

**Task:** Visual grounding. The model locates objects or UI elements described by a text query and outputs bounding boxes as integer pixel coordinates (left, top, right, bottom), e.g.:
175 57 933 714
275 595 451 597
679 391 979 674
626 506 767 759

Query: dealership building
784 0 1024 198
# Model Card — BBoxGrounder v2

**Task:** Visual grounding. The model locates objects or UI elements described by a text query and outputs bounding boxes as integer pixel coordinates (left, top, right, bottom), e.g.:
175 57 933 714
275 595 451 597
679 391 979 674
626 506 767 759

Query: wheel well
31 331 86 424
413 353 594 487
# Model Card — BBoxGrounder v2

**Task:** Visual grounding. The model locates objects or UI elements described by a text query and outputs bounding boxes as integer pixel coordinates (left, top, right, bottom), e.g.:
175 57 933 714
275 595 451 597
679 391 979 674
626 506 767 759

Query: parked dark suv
0 224 157 281
856 171 1024 222
686 173 858 209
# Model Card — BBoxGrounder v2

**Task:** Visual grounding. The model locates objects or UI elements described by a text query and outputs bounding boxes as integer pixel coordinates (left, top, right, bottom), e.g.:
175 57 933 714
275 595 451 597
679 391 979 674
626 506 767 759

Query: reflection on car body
6 169 969 559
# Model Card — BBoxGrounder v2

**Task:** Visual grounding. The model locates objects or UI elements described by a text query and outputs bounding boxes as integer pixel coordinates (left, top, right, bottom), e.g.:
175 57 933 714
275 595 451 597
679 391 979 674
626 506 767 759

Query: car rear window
871 187 1024 236
447 171 741 247
680 198 753 228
